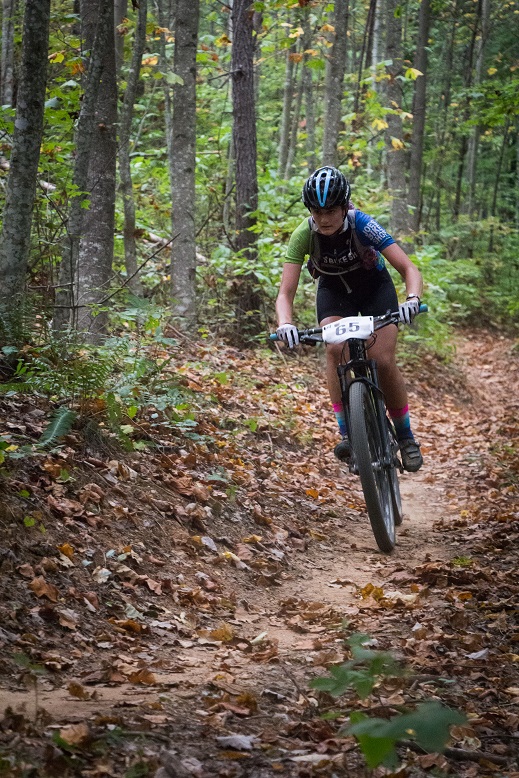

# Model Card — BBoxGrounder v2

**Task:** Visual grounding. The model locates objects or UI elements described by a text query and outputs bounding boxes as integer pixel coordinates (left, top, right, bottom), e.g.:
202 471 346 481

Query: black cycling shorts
316 268 398 324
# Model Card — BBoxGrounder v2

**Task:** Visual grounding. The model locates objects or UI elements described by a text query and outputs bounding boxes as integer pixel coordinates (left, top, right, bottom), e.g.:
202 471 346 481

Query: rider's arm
381 243 423 300
276 263 302 325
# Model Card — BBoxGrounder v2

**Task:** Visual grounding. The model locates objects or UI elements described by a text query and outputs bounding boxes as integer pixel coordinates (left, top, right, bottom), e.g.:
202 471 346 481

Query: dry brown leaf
57 543 74 559
18 563 35 578
67 681 91 700
58 608 78 630
209 623 234 642
59 722 91 746
128 668 156 685
29 576 59 602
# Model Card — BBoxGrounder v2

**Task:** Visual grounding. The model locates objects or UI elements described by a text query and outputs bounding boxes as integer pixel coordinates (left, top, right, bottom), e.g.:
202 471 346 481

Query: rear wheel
349 381 396 552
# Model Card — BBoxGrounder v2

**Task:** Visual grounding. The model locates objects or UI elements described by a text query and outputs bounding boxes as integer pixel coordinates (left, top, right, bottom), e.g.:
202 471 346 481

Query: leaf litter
0 330 517 776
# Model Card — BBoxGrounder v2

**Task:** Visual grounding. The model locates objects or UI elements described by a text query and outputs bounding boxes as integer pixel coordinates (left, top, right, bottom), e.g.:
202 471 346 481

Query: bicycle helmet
302 166 351 210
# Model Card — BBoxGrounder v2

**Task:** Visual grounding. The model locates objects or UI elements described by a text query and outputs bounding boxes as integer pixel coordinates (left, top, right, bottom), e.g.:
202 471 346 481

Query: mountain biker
275 166 423 472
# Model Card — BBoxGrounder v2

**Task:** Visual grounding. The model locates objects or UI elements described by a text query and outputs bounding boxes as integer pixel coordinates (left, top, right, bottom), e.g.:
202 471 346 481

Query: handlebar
269 304 428 344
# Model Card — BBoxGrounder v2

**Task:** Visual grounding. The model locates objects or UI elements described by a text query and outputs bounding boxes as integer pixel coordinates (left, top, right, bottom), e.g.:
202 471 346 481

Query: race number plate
322 316 374 344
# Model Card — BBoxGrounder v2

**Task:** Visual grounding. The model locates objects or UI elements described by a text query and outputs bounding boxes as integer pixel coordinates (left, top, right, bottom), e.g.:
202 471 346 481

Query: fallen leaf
58 608 79 630
128 668 156 685
216 734 256 751
29 576 59 602
18 563 35 578
58 543 74 559
67 681 91 700
59 722 91 746
209 623 234 642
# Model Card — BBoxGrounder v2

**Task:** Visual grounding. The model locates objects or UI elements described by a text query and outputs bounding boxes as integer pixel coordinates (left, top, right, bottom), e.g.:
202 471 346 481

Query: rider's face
310 205 346 235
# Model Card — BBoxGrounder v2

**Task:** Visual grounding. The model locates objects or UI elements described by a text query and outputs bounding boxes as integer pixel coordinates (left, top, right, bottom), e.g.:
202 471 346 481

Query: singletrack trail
1 330 517 776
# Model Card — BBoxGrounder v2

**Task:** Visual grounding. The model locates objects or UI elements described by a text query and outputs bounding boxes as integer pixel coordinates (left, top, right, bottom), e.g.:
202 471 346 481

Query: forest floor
0 327 518 778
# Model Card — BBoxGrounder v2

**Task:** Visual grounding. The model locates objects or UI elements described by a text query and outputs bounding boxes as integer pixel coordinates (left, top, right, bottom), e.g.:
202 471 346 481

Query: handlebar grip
419 303 428 313
269 333 279 341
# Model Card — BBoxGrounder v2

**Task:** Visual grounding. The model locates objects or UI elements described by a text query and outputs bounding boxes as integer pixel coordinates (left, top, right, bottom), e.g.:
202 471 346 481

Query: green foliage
310 634 405 700
0 302 203 459
39 406 77 446
347 703 465 769
311 634 465 770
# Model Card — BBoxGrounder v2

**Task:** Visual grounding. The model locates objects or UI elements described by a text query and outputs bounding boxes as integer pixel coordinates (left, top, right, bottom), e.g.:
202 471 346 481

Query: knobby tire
349 381 396 552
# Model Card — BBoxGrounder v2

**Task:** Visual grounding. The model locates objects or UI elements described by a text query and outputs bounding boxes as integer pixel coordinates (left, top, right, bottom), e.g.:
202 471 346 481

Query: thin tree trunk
156 0 174 195
354 0 376 115
223 0 234 234
114 0 128 74
1 0 17 106
53 0 114 331
453 16 477 221
76 0 118 340
171 0 199 322
408 0 430 233
118 0 147 296
278 38 296 178
284 58 302 180
516 118 519 228
0 0 50 336
467 0 489 216
384 0 409 236
488 119 510 254
322 0 349 166
426 0 458 233
301 9 316 173
231 0 261 337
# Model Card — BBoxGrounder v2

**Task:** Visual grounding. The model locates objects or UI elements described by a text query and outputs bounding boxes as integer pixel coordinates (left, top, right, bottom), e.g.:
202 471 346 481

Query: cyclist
275 166 423 472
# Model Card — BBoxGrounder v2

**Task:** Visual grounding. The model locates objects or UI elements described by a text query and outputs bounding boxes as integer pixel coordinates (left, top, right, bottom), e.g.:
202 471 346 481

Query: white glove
399 297 420 325
276 323 300 348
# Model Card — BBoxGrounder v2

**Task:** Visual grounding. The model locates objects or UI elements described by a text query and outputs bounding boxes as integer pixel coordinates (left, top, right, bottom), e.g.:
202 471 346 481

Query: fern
39 407 77 447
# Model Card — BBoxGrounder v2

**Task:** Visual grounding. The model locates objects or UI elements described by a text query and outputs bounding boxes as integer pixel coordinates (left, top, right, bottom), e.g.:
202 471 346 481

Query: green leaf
23 516 36 527
39 407 77 447
214 372 229 385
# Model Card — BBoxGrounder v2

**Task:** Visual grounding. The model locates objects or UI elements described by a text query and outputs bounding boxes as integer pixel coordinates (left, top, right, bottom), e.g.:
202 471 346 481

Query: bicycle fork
337 359 394 471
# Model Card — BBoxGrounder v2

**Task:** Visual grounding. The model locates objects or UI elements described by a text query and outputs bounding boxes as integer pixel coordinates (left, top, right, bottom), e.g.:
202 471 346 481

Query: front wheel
349 381 396 552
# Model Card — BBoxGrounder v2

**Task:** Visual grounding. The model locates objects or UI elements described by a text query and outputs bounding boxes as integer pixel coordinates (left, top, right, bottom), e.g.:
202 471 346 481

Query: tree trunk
516 118 519 228
0 0 50 339
170 0 199 322
277 38 296 179
425 0 458 233
301 9 316 174
231 0 261 337
75 0 118 340
53 0 114 332
467 0 489 216
453 16 477 221
408 0 430 233
384 0 409 237
322 0 349 166
284 55 302 180
222 0 234 234
118 0 147 296
114 0 128 74
1 0 17 106
488 119 510 254
354 0 376 115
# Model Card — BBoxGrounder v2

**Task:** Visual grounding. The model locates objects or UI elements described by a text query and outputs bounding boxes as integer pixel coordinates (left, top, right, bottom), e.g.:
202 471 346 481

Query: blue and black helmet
302 166 351 210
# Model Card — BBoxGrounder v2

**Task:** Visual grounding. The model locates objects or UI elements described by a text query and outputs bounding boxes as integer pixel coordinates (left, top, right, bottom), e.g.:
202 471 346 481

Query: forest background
0 0 518 438
0 2 518 773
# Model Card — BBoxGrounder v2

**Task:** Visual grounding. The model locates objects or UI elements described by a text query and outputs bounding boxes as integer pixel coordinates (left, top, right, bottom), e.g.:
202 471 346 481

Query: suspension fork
337 346 393 467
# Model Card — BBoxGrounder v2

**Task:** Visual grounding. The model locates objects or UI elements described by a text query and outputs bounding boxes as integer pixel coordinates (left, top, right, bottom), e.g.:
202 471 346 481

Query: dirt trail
1 330 517 776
